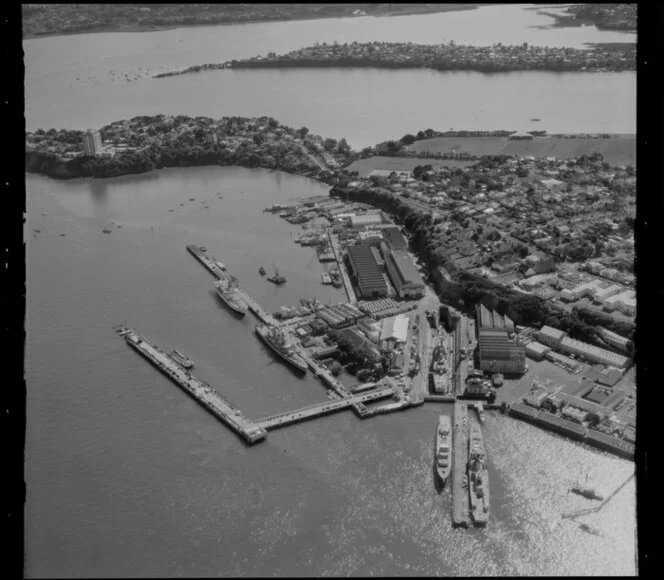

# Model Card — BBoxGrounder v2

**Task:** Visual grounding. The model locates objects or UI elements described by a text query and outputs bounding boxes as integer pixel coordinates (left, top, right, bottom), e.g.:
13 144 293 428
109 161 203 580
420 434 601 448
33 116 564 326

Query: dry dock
257 386 394 430
120 328 266 444
327 232 357 303
452 401 471 527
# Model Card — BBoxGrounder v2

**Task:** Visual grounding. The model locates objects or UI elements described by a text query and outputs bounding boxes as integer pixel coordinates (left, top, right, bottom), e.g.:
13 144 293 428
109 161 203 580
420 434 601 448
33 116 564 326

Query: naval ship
468 422 490 526
255 324 308 374
214 279 248 316
435 415 452 486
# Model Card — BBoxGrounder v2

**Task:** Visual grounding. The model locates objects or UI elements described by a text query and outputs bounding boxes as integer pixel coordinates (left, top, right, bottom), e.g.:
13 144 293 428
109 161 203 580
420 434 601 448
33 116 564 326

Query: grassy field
408 135 636 166
345 155 475 177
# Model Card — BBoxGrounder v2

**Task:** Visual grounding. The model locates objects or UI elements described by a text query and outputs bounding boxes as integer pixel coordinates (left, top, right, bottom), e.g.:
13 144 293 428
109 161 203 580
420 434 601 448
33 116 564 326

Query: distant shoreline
22 4 486 42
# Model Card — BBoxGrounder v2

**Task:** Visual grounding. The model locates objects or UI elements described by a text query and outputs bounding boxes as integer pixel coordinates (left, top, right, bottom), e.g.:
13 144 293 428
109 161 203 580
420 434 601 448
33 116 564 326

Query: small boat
531 118 541 121
267 265 286 285
170 349 194 369
102 228 113 234
258 265 266 276
579 523 601 536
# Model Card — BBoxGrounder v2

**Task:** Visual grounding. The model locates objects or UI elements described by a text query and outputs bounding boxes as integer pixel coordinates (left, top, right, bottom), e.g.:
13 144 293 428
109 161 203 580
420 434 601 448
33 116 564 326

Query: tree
400 133 417 145
297 126 309 138
324 137 337 151
337 137 350 153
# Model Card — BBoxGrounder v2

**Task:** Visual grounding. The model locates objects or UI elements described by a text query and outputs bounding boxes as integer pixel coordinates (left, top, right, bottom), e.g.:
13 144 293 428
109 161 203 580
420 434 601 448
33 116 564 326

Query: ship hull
255 327 307 374
468 422 490 526
215 286 247 316
435 415 452 487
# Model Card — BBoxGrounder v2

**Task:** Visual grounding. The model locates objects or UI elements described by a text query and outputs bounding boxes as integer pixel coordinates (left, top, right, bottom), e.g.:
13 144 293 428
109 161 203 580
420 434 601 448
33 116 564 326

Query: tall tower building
82 129 103 156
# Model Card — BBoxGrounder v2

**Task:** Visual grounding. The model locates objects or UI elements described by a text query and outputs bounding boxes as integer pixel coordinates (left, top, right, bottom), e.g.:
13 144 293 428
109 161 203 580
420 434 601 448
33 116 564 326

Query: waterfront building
82 129 103 156
383 248 425 299
536 325 567 348
350 213 383 229
381 226 408 251
347 244 389 299
380 314 409 344
558 336 631 369
475 304 515 333
597 326 634 355
525 341 551 361
477 328 526 375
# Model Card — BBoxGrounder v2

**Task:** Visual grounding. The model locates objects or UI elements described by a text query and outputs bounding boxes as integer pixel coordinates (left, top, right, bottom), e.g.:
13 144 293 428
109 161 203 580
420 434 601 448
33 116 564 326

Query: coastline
22 4 486 42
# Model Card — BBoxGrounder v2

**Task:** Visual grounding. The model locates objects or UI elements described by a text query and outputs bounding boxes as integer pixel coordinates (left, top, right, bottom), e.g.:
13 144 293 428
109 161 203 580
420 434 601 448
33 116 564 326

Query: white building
558 336 631 369
82 129 103 156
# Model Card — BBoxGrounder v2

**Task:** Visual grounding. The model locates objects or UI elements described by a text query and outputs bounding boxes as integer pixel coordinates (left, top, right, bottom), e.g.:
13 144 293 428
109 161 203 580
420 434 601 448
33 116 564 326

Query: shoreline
22 4 486 42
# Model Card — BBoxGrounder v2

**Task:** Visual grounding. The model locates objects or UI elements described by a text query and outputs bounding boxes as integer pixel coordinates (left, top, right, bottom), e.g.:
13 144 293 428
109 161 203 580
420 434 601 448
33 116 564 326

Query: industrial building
315 303 365 329
349 213 384 229
383 248 425 299
597 326 634 355
346 244 389 299
477 329 526 375
536 325 567 348
525 341 551 361
381 226 408 251
82 129 103 156
558 336 631 369
380 314 409 344
475 304 515 332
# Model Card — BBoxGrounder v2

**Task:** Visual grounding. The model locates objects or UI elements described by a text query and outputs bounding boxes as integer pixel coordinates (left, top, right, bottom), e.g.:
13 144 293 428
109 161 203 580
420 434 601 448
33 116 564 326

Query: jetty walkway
452 401 470 527
257 385 394 430
562 473 635 520
327 232 357 304
121 328 266 444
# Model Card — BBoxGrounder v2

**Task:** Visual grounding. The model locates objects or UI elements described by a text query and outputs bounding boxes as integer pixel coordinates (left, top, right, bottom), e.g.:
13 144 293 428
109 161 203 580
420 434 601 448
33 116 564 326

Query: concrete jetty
424 394 457 403
452 401 470 527
562 473 635 520
120 327 266 444
234 288 279 326
257 386 394 430
186 244 226 279
327 232 357 303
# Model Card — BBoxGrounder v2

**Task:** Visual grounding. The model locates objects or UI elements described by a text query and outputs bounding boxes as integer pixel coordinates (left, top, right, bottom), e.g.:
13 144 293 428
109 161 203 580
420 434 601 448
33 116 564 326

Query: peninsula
154 41 635 79
25 114 635 350
22 3 487 39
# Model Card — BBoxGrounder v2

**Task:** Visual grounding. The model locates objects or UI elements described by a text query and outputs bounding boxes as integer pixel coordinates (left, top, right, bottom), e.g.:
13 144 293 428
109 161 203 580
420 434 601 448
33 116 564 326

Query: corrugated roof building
558 336 631 369
347 244 389 299
536 325 568 347
383 248 425 299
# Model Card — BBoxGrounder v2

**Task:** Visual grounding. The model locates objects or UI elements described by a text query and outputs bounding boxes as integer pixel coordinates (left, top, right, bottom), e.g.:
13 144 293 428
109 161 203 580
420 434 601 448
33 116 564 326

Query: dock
234 288 279 326
120 328 266 444
327 232 357 303
424 394 457 403
256 386 394 430
452 401 470 527
186 244 226 280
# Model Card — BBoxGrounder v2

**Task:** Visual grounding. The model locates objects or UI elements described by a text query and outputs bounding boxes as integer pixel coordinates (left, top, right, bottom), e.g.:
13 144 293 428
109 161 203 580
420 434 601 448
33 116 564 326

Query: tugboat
579 523 602 536
570 474 604 501
267 265 287 285
258 265 266 276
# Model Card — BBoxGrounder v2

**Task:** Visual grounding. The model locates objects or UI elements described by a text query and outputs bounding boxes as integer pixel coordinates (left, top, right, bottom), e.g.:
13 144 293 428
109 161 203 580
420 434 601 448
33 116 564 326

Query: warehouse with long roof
346 244 389 299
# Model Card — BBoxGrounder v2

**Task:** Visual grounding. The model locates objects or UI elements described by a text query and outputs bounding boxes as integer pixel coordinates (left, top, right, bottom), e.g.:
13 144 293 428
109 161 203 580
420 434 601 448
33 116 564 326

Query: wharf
257 386 394 430
452 401 471 527
424 394 457 403
120 328 266 444
327 232 357 303
234 288 279 326
186 244 227 280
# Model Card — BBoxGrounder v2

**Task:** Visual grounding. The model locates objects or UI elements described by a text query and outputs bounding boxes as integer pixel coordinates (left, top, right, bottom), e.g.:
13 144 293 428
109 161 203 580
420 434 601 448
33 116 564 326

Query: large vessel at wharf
214 279 248 316
468 422 490 526
255 324 308 374
435 414 452 486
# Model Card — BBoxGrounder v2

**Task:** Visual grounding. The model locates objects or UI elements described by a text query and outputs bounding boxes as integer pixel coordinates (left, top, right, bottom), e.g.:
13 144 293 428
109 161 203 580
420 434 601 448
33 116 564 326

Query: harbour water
25 169 636 576
24 3 637 576
24 5 635 145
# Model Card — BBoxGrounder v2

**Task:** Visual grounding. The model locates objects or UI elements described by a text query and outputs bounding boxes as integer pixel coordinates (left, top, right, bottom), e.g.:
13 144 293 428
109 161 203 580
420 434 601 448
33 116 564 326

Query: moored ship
170 349 194 369
214 279 248 316
255 324 308 374
468 422 490 526
435 414 452 486
267 266 287 285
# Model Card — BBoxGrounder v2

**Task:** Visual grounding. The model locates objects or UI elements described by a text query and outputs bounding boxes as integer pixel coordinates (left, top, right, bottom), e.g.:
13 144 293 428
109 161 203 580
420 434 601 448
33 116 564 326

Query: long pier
327 232 357 303
186 244 227 280
562 473 635 520
452 401 470 527
257 386 394 430
120 328 267 444
234 288 279 326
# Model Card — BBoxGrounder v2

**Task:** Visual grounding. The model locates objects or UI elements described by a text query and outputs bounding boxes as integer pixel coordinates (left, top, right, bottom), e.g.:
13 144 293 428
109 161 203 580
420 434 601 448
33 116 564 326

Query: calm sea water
24 4 637 577
25 168 636 577
24 5 635 145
